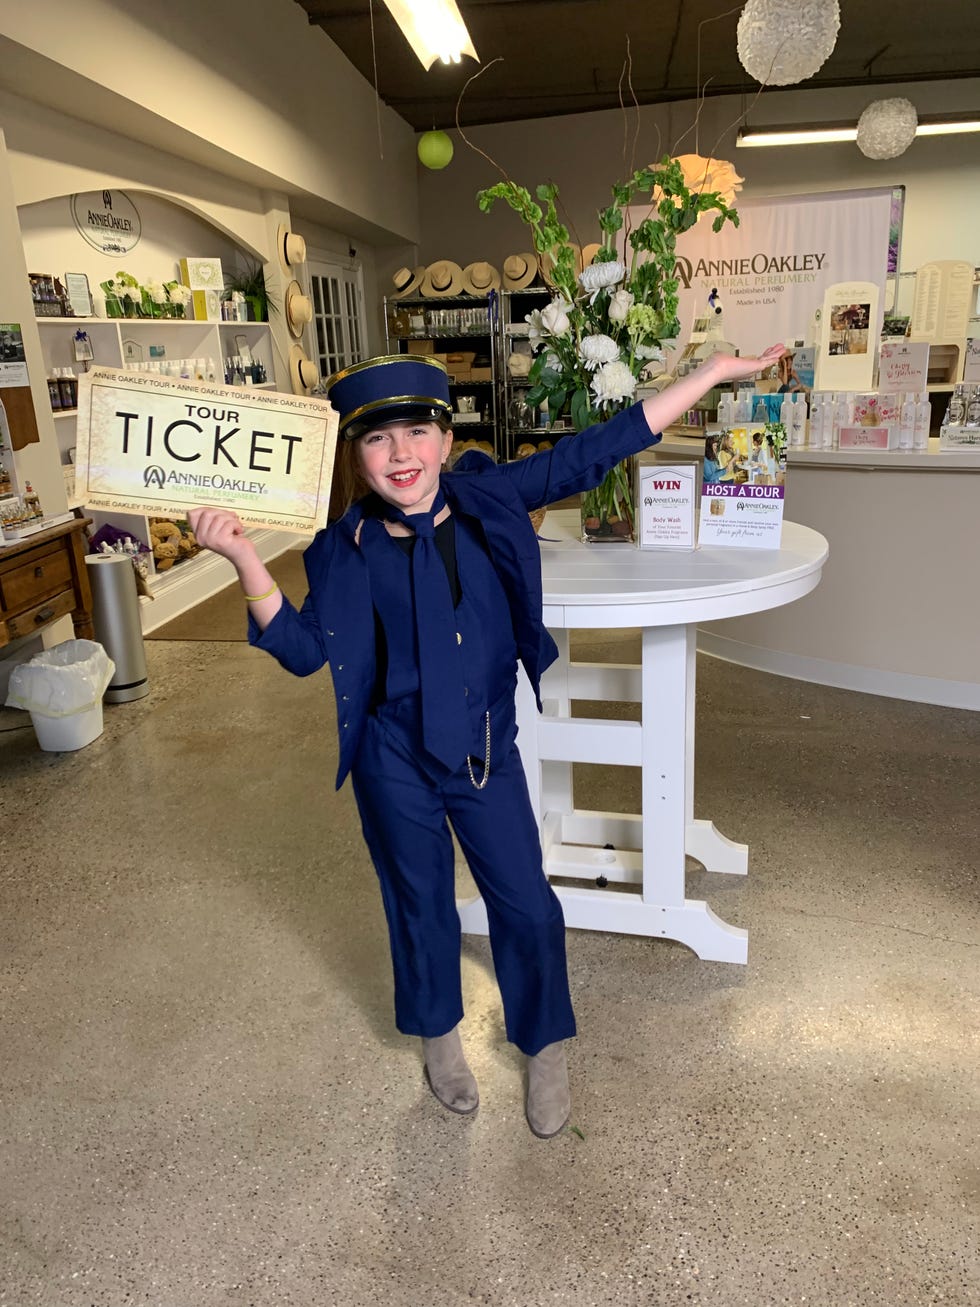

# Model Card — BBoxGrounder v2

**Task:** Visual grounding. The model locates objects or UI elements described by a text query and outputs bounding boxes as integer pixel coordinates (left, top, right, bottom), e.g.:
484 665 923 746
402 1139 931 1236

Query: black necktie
386 491 470 770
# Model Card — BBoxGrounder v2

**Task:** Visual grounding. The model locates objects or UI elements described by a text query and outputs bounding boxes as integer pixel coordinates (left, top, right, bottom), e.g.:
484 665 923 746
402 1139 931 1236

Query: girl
189 343 784 1139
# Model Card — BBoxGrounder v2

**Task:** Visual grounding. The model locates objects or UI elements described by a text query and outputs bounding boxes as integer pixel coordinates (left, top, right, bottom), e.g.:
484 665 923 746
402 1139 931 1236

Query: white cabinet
35 317 296 632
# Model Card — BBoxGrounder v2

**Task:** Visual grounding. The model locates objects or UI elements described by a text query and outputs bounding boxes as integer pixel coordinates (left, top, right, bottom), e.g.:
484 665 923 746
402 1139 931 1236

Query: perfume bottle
23 481 42 520
833 392 852 449
899 392 916 450
913 394 931 450
965 386 980 428
945 383 968 427
779 392 794 439
791 393 807 447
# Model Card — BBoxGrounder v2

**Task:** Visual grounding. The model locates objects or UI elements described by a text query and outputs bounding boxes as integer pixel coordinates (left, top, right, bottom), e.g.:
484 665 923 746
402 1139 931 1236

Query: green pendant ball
417 131 454 170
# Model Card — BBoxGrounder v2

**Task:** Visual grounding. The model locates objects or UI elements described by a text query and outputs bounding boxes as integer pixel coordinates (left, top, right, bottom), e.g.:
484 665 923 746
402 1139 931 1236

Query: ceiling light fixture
737 114 980 148
383 0 478 70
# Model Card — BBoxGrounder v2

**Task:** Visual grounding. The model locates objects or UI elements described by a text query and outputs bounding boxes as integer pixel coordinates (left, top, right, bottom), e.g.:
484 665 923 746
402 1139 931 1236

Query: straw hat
462 261 501 296
289 343 319 395
581 242 601 268
420 259 464 297
277 223 307 275
502 253 538 291
391 265 425 297
285 280 313 339
539 243 582 287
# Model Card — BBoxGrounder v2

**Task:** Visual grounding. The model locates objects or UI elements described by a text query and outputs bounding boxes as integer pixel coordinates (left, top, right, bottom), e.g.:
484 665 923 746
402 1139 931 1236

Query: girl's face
356 419 453 515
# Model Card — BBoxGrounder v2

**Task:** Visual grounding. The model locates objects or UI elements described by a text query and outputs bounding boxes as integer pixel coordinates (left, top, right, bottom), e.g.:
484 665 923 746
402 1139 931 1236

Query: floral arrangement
99 270 191 318
479 156 739 538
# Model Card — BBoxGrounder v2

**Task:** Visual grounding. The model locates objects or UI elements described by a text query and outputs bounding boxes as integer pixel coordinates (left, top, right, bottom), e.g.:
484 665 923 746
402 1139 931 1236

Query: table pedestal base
457 624 749 964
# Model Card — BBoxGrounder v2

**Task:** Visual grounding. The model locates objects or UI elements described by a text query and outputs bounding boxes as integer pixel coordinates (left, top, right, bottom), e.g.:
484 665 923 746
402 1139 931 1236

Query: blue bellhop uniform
249 402 659 1056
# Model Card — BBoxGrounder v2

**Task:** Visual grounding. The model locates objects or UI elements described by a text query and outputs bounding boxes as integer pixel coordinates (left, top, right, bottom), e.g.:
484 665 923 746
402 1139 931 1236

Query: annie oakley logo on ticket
73 367 338 534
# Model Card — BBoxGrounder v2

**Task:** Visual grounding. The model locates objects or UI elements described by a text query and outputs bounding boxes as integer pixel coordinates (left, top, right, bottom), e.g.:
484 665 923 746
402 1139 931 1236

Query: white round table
458 511 828 964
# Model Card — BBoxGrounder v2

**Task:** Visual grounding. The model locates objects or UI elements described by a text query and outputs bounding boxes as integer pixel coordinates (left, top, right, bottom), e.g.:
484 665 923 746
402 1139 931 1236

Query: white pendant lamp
856 98 919 160
737 0 840 87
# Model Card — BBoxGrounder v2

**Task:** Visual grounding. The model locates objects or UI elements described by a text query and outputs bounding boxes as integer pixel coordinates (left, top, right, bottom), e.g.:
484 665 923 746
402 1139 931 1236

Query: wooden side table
0 518 94 648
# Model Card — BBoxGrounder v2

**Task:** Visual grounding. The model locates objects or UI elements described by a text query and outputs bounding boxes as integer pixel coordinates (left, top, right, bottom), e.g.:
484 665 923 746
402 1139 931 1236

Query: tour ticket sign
74 367 338 533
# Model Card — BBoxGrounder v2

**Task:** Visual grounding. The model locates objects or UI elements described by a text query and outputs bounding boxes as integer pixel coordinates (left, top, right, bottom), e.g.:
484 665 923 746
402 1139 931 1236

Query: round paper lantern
856 98 918 160
418 131 454 170
737 0 840 87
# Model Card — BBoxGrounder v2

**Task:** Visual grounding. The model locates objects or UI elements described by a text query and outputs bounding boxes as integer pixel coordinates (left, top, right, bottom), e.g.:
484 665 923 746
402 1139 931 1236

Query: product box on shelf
179 258 223 322
406 339 435 354
838 425 898 450
470 367 493 382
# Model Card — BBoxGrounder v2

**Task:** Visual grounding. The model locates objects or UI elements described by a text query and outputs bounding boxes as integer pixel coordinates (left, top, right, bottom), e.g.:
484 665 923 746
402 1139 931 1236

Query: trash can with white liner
5 638 115 751
84 553 149 703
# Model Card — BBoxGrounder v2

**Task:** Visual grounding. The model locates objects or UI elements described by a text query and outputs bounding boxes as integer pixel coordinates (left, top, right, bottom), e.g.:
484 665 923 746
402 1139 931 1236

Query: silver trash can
84 554 150 703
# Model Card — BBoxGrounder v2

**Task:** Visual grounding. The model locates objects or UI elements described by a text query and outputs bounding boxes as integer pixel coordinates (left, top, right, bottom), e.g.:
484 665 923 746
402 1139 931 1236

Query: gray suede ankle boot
525 1041 570 1138
421 1027 479 1115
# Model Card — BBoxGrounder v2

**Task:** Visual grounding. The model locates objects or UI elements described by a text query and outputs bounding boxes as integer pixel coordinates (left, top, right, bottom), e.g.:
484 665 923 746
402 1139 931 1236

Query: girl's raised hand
712 344 787 383
187 507 256 566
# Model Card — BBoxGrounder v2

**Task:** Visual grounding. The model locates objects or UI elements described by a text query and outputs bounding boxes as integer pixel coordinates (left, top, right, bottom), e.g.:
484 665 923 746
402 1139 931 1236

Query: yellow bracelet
243 583 279 603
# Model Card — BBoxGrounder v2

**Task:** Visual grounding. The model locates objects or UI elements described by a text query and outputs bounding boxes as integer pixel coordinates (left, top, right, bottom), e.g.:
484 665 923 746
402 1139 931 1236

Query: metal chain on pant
466 711 491 790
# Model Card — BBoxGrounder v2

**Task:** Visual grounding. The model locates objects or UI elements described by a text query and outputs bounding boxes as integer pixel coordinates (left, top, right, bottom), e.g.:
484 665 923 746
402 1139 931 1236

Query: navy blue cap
325 354 453 440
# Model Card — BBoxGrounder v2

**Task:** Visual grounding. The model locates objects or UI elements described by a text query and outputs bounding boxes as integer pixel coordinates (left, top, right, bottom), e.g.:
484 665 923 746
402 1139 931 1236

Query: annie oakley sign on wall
626 186 898 358
74 368 338 533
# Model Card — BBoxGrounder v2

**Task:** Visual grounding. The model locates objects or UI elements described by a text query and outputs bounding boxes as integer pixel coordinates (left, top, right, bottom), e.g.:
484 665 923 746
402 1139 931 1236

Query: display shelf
383 293 501 457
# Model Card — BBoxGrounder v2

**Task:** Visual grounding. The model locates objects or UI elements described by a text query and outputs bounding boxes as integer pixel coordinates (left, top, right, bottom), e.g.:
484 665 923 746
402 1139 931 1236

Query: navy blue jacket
250 401 658 788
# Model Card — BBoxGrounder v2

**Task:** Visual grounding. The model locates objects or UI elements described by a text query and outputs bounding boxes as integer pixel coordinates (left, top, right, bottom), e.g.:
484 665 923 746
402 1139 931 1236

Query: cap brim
343 401 453 441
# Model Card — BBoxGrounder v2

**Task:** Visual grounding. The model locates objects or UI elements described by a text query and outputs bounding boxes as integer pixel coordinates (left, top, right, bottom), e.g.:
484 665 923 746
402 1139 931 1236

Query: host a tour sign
74 368 338 533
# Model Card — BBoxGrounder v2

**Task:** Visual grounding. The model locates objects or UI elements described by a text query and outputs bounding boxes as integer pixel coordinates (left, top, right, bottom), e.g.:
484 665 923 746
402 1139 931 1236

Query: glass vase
581 454 636 543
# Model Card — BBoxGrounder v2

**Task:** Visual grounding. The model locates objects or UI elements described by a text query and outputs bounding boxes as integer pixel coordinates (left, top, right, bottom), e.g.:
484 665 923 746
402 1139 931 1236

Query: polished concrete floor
1 635 977 1307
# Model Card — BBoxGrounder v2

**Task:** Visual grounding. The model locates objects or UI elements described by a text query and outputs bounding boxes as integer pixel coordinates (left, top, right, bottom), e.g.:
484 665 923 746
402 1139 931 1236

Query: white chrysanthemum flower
578 261 626 303
145 280 168 305
608 288 634 322
633 342 665 362
578 334 620 370
540 296 572 337
591 359 637 407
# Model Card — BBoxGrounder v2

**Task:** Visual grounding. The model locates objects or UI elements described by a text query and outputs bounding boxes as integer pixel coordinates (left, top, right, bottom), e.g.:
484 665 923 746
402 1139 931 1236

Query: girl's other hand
187 507 256 566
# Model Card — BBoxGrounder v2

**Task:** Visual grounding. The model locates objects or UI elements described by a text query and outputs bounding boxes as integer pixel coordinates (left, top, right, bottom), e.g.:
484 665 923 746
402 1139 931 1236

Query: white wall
416 78 980 279
0 0 419 245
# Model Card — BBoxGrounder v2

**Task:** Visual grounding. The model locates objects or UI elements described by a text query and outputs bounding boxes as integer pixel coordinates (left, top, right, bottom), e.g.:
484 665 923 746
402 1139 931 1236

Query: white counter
656 432 979 710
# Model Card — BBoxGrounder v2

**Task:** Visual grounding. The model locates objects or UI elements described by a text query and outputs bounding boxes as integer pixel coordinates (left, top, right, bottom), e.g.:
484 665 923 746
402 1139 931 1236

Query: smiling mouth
387 470 422 485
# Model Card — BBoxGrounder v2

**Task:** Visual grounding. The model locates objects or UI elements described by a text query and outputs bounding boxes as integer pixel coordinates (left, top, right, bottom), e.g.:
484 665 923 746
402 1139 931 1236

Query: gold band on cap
344 393 453 428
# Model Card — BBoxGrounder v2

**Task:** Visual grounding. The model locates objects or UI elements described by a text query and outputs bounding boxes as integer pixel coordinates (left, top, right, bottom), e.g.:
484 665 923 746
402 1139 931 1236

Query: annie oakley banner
627 186 898 357
74 367 338 533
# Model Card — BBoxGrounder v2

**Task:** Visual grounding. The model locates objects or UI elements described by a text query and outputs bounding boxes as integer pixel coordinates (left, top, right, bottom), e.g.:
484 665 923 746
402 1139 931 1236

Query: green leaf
568 1125 586 1141
524 383 547 408
571 387 592 432
547 387 567 417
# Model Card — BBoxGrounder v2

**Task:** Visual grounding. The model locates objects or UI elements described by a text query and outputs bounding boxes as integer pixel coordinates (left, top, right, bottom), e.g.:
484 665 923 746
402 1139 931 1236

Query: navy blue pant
350 695 576 1056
